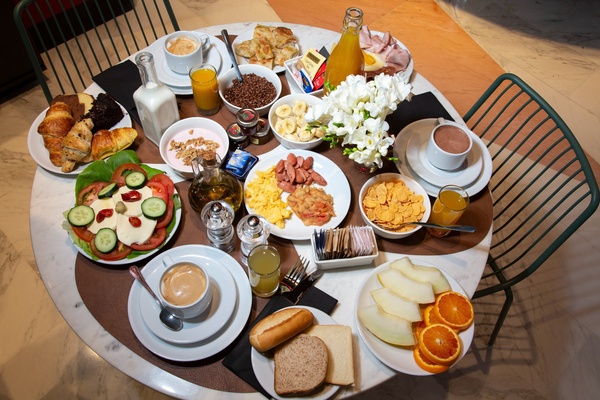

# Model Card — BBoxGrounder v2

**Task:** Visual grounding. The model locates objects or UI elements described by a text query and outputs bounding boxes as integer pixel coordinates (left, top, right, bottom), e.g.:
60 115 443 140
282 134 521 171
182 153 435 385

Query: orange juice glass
427 185 470 238
189 63 221 116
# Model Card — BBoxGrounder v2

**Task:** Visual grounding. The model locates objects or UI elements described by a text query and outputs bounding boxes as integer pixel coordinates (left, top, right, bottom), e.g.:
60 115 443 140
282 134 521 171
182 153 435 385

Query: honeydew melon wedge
370 287 422 322
377 268 435 304
358 304 415 346
390 257 451 294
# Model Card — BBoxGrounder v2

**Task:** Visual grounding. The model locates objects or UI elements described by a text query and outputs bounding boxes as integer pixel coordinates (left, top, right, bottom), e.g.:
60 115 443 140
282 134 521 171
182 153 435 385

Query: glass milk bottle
133 52 180 146
323 7 364 94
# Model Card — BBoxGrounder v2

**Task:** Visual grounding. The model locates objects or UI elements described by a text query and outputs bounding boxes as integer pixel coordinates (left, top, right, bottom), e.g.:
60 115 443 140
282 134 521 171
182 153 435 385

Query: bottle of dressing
133 52 180 146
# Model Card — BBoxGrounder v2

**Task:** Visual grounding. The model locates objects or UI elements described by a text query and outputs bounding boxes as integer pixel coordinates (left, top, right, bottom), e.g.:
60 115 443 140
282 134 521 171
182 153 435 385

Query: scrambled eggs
245 166 292 228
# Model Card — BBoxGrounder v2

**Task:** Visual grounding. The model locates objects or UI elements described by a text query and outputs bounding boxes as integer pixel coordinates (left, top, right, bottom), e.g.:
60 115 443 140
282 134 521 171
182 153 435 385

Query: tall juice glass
247 244 281 297
323 7 364 94
427 185 470 237
189 63 221 116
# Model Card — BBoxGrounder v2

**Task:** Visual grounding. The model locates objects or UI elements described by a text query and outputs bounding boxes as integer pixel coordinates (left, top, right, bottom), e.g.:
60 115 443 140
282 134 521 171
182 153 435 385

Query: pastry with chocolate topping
84 93 124 131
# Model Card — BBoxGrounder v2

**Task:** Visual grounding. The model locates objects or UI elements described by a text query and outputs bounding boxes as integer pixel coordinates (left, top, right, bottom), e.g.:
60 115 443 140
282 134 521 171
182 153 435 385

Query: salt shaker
237 214 270 265
201 200 235 253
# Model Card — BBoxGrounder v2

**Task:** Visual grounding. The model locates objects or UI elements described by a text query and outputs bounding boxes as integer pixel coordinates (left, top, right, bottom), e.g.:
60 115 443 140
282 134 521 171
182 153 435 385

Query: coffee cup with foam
158 258 212 319
163 31 210 75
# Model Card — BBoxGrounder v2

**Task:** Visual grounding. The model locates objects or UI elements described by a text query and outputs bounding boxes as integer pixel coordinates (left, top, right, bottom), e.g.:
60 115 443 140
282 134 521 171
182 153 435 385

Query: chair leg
487 286 513 346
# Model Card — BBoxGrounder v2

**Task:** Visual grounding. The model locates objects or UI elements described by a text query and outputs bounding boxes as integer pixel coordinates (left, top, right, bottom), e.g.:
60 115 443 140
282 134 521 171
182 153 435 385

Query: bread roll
274 334 328 396
305 325 355 385
249 308 314 352
91 127 138 160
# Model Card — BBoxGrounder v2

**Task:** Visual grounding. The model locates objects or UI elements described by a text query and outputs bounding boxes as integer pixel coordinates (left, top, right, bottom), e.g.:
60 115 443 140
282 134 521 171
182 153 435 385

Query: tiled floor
1 0 599 399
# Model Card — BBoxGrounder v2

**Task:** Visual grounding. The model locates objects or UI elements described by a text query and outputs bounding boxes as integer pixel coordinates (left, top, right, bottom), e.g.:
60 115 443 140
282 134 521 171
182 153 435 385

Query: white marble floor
1 0 599 399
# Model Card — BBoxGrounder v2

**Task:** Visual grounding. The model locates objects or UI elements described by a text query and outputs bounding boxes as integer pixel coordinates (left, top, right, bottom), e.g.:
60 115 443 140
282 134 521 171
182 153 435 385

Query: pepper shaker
237 214 270 266
201 200 235 253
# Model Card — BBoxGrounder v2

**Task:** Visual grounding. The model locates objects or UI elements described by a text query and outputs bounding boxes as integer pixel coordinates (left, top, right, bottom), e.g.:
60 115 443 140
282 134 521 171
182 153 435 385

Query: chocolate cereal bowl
219 64 282 117
359 173 431 239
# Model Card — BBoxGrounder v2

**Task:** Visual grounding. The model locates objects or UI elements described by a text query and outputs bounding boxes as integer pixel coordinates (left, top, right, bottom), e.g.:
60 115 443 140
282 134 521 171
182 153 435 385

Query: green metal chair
463 73 599 345
13 0 180 103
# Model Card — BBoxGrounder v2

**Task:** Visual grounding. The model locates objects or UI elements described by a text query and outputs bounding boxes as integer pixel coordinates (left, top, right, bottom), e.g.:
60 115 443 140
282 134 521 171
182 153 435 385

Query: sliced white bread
273 334 328 396
305 324 355 385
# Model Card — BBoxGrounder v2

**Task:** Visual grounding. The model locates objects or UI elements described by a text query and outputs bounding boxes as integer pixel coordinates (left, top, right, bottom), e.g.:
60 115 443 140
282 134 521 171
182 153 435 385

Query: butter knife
284 269 324 304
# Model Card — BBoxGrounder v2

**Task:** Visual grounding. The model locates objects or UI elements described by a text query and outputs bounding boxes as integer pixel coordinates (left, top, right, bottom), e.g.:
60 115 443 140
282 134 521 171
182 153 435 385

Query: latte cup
158 260 212 319
163 31 210 75
425 120 473 171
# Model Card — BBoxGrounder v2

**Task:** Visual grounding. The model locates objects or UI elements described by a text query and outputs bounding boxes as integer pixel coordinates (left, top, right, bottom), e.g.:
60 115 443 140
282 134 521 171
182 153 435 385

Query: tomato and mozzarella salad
66 160 178 262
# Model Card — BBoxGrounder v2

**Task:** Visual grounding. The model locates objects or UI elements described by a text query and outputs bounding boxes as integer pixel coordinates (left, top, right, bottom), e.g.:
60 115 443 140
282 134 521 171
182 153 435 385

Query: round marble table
29 22 491 399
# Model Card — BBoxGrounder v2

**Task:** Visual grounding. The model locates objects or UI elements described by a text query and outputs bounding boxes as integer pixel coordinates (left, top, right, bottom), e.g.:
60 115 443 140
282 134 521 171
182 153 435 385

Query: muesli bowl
159 118 229 179
218 64 282 116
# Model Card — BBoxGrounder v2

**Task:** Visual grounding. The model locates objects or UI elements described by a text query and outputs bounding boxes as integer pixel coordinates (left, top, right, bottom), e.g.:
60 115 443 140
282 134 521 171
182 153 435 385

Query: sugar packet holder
310 226 379 270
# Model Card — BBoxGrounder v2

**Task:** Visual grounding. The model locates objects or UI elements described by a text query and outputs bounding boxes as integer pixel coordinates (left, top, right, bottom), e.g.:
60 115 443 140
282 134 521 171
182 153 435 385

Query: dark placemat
93 60 142 125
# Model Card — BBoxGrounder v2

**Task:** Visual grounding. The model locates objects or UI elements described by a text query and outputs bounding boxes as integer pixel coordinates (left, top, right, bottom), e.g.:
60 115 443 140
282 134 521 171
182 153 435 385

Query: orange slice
413 346 450 374
418 323 461 366
433 291 474 331
415 319 427 339
423 304 444 326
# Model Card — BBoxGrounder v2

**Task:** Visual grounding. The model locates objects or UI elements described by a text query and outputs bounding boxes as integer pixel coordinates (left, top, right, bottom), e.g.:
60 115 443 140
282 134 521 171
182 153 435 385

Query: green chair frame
14 0 180 103
463 73 599 345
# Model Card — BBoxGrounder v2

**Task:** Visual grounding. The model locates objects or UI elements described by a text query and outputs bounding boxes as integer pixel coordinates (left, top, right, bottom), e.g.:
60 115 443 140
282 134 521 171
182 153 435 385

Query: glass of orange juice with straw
247 244 281 297
189 63 221 116
427 185 470 238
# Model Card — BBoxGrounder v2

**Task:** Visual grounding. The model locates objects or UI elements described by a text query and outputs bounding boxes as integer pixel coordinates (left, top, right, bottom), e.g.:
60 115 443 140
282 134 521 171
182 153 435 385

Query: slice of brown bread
274 334 328 396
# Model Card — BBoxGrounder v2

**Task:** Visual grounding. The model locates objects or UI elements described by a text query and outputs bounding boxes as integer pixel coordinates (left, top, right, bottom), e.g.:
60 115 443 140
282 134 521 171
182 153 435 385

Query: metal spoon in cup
129 265 183 332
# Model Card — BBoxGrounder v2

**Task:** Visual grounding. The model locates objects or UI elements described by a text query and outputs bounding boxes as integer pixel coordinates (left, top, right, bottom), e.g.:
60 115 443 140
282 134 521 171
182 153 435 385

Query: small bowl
359 173 431 239
284 56 324 96
310 226 379 270
218 64 282 116
159 117 229 179
269 93 325 150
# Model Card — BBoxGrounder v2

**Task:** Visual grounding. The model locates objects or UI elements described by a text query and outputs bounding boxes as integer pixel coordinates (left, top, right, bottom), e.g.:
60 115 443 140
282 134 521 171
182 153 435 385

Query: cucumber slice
125 171 147 189
141 197 167 219
94 228 117 253
67 205 95 227
98 182 118 199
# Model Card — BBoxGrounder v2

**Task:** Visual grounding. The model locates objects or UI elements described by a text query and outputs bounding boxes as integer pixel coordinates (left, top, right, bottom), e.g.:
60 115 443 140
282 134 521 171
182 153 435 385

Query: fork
280 256 309 294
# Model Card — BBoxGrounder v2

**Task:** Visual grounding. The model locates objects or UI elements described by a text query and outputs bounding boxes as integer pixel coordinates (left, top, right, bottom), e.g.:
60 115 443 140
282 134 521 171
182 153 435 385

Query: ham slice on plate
360 26 411 73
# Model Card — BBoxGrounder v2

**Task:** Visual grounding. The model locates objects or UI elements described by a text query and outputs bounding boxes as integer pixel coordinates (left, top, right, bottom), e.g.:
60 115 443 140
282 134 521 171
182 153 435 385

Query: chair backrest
463 73 599 296
13 0 180 103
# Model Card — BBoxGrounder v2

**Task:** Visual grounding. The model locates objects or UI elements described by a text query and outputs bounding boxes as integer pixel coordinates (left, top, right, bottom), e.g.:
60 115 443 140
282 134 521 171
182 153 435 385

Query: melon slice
377 268 435 304
390 257 451 294
370 287 422 322
358 304 415 346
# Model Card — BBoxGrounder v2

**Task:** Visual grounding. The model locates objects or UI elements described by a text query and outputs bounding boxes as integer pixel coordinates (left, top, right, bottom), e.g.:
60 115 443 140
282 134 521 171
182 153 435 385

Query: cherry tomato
148 173 175 197
72 226 94 242
121 190 142 202
128 217 142 227
129 228 167 251
76 182 111 206
96 209 114 223
90 237 133 261
111 163 147 187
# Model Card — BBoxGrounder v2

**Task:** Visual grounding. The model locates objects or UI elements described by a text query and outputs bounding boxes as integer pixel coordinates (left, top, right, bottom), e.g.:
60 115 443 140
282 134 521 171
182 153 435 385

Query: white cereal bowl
359 173 431 239
218 64 282 117
159 117 229 179
269 93 325 150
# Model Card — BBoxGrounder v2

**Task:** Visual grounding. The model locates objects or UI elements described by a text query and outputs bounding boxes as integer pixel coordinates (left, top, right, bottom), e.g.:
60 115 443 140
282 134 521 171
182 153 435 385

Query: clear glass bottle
201 200 235 253
133 52 180 146
237 214 270 266
323 7 364 94
189 153 244 213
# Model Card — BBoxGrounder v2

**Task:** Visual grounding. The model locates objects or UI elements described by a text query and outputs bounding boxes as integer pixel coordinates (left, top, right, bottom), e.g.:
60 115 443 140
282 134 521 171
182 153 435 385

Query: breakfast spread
235 24 299 69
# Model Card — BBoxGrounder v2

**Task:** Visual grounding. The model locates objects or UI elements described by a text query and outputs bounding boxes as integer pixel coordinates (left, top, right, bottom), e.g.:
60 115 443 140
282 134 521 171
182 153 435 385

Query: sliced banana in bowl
269 94 326 150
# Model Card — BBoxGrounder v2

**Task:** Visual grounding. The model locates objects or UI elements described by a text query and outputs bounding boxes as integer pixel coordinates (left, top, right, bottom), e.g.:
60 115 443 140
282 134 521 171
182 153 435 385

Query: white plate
128 245 252 362
232 24 301 74
27 91 132 176
354 258 475 376
362 30 414 82
140 252 237 344
146 33 224 89
244 149 351 240
404 119 483 188
251 306 340 400
70 186 182 266
394 118 493 197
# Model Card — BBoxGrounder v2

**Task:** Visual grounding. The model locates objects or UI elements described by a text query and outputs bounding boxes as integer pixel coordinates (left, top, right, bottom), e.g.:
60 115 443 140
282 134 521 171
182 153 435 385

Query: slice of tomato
155 197 174 229
90 237 133 261
77 182 111 206
148 173 175 197
111 163 147 187
146 181 169 203
72 226 94 242
129 228 167 251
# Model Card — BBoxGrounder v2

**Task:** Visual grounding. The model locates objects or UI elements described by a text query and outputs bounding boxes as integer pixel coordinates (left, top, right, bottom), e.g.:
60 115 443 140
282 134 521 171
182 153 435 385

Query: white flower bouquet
305 73 412 168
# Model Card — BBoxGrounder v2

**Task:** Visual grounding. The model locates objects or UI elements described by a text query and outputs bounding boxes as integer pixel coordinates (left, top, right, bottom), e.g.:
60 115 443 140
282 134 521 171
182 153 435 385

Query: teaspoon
377 221 476 233
221 29 243 82
129 265 183 332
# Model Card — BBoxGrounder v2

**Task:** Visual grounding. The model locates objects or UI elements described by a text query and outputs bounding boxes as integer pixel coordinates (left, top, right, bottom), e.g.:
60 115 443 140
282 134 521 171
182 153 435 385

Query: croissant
91 127 138 160
61 118 94 172
37 101 75 167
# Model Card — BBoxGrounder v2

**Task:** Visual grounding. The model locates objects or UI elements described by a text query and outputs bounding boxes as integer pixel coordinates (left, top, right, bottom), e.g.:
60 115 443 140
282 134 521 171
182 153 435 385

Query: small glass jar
236 108 259 137
250 118 270 145
226 122 249 149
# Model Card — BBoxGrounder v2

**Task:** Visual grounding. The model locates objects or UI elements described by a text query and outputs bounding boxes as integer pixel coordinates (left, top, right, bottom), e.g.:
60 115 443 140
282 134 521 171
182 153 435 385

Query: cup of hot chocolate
163 31 210 75
425 120 473 171
158 260 212 319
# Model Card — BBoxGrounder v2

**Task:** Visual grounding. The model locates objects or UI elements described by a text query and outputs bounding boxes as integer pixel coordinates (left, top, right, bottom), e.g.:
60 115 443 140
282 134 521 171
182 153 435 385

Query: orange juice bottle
323 7 364 94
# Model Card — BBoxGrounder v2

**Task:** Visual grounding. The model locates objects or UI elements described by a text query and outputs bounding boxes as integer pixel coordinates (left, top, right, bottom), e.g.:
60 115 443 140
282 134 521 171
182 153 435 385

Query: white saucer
394 118 493 197
127 245 252 362
404 119 483 188
140 253 237 345
251 306 340 400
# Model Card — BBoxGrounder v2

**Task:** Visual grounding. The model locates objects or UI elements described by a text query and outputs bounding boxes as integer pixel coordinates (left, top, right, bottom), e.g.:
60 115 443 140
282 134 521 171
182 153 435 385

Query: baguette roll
249 308 314 352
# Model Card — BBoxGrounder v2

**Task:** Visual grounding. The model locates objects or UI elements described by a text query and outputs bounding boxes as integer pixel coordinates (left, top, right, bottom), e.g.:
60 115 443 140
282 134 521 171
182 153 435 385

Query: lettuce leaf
75 150 140 196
